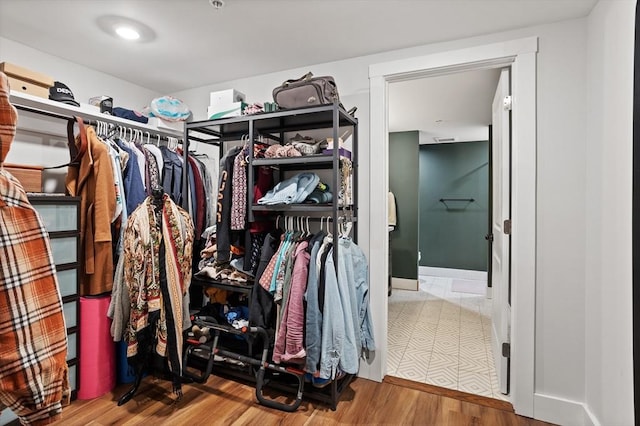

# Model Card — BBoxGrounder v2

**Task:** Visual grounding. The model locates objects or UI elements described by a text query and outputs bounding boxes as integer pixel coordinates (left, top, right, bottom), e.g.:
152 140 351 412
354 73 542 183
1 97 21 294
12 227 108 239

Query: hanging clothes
230 148 247 230
140 145 161 196
0 72 69 424
122 194 194 395
191 153 217 231
0 170 70 425
338 238 375 354
216 146 242 263
303 230 326 375
159 146 183 204
114 137 146 216
273 240 310 364
144 144 165 182
186 155 206 239
66 125 117 296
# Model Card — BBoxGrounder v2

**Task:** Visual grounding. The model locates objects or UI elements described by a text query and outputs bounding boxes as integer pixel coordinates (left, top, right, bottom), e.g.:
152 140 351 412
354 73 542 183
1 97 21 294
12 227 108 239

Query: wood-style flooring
51 375 556 425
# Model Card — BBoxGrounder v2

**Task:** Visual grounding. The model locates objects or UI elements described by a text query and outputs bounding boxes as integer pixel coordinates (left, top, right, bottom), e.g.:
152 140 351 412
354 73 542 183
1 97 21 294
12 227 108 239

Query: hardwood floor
51 375 556 425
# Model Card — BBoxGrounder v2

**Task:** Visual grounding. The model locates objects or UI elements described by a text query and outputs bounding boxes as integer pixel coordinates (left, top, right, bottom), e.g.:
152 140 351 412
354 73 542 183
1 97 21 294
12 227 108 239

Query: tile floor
387 275 508 401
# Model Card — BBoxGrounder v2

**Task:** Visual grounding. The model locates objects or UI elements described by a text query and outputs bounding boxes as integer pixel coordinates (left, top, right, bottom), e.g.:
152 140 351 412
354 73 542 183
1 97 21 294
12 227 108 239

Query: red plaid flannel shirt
0 170 69 425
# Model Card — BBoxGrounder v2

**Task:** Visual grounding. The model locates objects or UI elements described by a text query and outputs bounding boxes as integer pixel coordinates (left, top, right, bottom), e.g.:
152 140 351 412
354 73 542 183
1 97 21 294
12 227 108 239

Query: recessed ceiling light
115 26 140 41
97 15 155 43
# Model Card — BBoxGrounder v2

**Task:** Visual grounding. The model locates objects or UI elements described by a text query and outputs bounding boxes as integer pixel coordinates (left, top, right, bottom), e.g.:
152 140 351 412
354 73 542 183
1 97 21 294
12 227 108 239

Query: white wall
532 17 587 405
0 36 164 192
174 17 593 421
0 36 160 110
585 1 635 425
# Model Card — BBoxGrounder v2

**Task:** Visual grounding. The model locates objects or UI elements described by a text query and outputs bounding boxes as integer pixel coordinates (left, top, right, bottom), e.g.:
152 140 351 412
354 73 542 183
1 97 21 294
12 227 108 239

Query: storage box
209 89 245 107
0 62 54 99
3 163 43 192
148 117 185 132
208 102 247 120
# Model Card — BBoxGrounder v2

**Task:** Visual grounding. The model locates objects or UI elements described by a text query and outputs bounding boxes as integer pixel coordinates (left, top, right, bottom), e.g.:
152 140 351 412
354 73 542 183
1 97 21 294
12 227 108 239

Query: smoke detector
433 136 456 143
209 0 225 9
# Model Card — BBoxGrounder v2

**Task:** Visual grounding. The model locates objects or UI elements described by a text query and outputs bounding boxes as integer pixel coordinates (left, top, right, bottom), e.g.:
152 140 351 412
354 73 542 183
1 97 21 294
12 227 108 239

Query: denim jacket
340 238 375 352
319 244 357 379
317 238 376 380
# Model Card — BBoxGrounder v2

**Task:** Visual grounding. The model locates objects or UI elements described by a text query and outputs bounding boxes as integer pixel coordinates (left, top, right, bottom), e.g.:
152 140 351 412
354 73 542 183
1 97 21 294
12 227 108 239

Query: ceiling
0 0 596 94
389 68 501 140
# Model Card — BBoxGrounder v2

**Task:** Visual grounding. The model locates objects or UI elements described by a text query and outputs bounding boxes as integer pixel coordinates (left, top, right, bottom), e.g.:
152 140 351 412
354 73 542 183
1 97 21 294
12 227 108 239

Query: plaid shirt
0 170 69 425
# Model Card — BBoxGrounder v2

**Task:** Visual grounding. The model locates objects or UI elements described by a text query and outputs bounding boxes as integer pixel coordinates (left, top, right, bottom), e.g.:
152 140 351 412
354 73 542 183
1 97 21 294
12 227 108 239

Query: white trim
419 266 487 281
583 404 601 426
533 393 589 426
509 49 537 419
369 37 538 79
368 74 389 382
369 36 537 417
391 277 418 290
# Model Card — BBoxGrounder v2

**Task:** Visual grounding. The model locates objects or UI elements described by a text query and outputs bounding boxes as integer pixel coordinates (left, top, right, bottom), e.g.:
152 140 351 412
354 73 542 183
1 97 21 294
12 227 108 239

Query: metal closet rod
13 104 182 142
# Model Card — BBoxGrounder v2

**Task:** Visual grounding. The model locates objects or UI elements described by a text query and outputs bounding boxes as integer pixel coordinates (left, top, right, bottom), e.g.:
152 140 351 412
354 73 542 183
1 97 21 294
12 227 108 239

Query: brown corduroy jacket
66 125 116 295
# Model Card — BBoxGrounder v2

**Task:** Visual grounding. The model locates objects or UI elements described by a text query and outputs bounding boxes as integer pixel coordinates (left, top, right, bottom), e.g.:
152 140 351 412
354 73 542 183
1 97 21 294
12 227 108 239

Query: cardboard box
209 89 245 107
0 62 54 99
3 163 43 192
151 117 184 132
208 102 246 120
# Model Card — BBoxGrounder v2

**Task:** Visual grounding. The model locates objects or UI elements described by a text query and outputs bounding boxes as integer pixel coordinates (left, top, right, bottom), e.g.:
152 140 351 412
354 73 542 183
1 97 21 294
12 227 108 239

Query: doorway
368 37 538 416
386 68 504 399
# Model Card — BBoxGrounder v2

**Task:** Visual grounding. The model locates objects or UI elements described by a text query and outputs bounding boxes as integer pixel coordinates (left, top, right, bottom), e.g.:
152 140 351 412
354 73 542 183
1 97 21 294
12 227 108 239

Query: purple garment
273 241 309 364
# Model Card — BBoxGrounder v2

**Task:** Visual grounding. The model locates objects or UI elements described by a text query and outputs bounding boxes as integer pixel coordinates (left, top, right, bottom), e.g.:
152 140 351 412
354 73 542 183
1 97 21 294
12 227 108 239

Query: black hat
49 81 79 107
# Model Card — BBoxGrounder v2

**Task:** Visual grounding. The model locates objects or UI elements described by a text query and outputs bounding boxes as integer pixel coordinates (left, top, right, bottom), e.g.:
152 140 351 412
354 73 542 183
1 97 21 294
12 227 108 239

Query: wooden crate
3 163 43 192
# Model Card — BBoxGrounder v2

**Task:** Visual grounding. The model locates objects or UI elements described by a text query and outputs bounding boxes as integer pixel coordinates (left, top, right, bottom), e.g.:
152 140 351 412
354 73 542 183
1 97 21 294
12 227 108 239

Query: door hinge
485 233 493 242
503 95 512 111
502 342 511 358
503 219 511 235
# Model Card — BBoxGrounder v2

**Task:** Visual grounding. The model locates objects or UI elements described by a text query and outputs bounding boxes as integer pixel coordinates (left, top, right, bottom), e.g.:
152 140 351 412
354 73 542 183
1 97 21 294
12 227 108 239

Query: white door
491 68 511 395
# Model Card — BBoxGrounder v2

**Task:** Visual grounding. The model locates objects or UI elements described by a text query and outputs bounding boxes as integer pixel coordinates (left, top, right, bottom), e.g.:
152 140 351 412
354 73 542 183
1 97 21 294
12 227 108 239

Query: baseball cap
49 81 79 107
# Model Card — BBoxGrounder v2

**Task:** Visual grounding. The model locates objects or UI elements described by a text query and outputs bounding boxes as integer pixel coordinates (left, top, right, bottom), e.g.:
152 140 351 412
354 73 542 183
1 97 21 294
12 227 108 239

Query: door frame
368 37 537 417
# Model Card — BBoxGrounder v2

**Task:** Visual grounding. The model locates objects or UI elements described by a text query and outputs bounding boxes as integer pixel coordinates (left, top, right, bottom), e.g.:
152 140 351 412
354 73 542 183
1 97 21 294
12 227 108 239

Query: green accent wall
419 141 489 271
389 131 419 279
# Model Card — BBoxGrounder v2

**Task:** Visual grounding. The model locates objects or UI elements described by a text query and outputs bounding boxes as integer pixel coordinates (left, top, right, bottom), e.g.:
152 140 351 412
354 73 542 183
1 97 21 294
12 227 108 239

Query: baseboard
583 404 601 426
533 393 590 426
391 277 418 291
419 266 487 281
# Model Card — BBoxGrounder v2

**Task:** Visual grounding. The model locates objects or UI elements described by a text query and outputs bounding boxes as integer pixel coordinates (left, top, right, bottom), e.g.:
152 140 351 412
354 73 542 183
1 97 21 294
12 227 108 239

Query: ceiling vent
433 136 456 143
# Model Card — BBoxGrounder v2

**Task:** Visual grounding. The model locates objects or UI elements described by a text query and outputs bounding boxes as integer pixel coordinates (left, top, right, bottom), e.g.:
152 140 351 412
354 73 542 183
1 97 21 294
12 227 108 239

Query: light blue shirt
318 238 375 380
